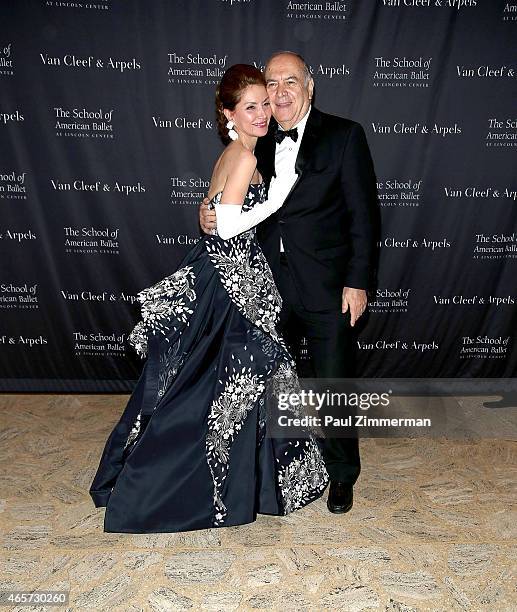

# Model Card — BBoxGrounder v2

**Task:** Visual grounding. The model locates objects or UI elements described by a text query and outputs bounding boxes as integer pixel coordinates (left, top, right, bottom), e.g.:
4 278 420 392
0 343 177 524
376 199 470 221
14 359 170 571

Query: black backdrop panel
0 1 515 391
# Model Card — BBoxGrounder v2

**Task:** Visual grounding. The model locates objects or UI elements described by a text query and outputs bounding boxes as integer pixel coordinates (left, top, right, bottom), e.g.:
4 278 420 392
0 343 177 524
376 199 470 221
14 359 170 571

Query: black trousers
277 253 361 484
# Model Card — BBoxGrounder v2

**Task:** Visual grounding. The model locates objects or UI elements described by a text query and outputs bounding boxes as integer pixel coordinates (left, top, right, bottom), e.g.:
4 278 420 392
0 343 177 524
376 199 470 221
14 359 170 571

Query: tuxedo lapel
256 119 277 184
295 106 321 175
283 106 322 205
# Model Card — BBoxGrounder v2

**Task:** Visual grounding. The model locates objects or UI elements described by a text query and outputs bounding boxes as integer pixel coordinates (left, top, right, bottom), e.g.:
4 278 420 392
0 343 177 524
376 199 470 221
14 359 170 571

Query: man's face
265 54 314 130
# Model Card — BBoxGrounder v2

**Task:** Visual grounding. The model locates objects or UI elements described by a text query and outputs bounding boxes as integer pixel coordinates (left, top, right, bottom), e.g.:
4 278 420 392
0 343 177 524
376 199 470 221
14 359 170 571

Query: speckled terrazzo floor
0 394 515 611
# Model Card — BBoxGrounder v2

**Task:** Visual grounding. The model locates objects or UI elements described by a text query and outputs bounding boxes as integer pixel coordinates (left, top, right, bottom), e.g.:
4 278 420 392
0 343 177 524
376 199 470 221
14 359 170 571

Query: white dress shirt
274 108 311 252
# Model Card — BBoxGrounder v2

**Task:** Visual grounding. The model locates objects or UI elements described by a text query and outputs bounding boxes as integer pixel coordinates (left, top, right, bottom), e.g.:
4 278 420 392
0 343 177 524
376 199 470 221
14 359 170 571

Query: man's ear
308 78 315 102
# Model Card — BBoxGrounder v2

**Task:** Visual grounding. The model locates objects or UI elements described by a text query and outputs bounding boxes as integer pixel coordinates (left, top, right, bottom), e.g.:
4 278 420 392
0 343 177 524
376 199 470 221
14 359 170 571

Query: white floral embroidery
206 357 266 525
206 236 283 342
157 338 186 401
248 327 283 361
277 440 329 514
270 360 303 409
124 412 141 451
206 187 285 344
128 266 197 358
128 321 147 359
125 335 187 457
123 411 152 459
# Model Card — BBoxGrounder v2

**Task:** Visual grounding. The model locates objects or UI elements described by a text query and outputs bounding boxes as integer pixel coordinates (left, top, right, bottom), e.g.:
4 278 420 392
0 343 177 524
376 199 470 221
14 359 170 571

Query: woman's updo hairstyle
215 64 266 144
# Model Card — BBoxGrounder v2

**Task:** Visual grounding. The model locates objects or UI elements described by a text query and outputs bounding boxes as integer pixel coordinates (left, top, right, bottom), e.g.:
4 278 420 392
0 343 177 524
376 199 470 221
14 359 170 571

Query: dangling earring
226 120 238 141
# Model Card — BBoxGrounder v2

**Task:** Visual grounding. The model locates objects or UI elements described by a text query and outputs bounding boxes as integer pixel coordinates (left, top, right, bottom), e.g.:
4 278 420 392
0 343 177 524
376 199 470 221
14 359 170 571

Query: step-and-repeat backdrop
1 1 515 391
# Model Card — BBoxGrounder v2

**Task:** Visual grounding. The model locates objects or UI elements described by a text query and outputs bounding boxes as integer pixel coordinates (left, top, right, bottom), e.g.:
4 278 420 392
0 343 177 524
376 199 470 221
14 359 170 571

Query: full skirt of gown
89 183 329 532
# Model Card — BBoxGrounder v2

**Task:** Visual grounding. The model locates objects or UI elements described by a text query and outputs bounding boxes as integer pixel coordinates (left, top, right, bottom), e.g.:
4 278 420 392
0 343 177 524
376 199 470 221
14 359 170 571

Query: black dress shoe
327 481 353 514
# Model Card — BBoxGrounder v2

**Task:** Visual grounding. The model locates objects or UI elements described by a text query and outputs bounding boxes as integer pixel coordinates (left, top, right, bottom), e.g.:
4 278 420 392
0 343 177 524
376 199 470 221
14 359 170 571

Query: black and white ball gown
89 181 329 533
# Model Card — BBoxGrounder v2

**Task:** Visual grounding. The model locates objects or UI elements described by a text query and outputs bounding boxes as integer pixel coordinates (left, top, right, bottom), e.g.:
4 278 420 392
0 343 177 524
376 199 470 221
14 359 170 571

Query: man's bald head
264 51 314 130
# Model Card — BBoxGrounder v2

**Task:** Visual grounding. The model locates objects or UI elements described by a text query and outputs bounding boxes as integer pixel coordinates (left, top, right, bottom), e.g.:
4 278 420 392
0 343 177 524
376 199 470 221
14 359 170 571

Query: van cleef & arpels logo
152 116 214 130
456 64 516 79
0 335 48 347
0 111 24 125
60 290 138 305
217 0 253 5
380 237 451 250
40 52 138 72
50 177 145 196
433 294 515 307
371 121 461 137
252 59 350 81
444 186 517 202
155 234 201 247
357 338 439 352
0 228 37 242
380 0 477 10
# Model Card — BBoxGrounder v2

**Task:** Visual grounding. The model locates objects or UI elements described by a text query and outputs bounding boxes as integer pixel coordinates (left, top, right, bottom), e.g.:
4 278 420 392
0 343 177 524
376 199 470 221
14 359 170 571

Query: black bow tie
274 126 298 144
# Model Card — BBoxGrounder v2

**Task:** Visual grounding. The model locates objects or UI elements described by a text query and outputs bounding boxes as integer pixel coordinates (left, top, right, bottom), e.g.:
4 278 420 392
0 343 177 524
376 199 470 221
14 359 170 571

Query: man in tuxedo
200 51 378 514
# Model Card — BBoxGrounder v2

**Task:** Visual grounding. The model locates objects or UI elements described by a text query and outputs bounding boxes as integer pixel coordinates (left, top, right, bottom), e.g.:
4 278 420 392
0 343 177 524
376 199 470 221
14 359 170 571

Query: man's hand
342 287 367 327
199 197 217 235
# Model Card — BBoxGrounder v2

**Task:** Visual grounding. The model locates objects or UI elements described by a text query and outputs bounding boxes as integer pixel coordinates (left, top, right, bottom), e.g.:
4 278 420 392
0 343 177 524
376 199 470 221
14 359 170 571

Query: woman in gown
89 64 329 533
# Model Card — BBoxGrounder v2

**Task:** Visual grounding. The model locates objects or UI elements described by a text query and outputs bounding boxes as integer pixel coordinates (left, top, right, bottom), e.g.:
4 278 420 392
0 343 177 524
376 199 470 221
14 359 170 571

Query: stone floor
0 394 515 611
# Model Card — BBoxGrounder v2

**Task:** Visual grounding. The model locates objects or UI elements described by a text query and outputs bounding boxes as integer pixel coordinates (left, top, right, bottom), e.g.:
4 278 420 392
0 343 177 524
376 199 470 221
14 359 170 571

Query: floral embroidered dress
89 182 329 533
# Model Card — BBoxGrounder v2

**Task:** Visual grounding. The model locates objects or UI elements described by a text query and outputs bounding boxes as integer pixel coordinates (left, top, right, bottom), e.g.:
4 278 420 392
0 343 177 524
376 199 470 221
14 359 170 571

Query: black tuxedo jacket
255 106 379 312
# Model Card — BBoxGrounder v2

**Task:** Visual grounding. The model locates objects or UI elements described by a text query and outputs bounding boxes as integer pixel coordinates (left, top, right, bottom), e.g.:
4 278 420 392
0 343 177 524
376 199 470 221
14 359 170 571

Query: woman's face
225 84 271 139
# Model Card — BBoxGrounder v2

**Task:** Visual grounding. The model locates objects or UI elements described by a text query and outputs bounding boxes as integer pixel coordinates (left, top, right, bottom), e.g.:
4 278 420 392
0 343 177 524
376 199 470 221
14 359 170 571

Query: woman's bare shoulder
209 144 256 199
222 142 256 166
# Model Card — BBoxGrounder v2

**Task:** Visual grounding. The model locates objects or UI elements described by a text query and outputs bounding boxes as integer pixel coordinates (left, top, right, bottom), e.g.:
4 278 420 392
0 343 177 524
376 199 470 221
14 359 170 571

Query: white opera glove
213 177 292 240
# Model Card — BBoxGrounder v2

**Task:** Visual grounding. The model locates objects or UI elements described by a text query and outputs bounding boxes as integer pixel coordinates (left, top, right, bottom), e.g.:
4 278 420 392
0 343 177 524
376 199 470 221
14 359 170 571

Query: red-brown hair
215 64 266 144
